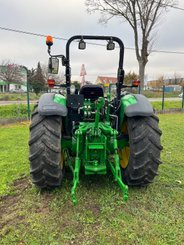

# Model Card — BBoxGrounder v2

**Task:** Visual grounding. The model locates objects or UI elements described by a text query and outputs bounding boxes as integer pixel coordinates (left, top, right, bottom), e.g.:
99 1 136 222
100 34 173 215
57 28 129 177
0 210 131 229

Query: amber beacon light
46 35 53 47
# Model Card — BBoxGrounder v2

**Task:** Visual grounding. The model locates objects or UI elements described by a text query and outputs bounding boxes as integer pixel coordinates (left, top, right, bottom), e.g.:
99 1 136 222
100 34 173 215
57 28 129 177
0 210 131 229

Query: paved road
0 97 181 105
148 97 181 102
0 100 37 105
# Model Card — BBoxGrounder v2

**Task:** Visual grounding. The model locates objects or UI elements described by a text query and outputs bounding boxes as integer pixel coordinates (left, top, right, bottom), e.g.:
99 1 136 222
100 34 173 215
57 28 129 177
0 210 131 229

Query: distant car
10 88 25 93
179 93 183 98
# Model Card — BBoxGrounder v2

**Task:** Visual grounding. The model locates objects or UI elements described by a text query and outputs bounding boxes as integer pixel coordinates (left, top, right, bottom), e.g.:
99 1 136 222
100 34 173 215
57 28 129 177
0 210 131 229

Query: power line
1 25 184 55
151 49 184 54
0 26 67 41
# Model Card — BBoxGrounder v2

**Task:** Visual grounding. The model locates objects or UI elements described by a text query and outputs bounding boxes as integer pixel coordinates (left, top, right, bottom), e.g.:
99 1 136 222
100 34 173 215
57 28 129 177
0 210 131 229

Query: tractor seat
80 85 104 102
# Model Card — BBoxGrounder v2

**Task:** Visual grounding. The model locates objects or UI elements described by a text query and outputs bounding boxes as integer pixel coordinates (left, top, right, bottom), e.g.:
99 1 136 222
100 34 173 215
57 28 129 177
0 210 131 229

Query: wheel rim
118 121 130 169
119 147 130 168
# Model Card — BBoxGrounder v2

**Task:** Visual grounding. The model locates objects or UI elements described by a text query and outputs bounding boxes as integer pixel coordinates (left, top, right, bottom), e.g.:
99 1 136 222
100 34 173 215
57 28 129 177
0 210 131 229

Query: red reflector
132 80 140 87
47 79 55 88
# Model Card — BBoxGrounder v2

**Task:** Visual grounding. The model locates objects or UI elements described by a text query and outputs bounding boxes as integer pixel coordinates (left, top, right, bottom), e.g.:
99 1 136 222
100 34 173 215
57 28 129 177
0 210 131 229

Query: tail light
47 79 55 88
132 80 140 87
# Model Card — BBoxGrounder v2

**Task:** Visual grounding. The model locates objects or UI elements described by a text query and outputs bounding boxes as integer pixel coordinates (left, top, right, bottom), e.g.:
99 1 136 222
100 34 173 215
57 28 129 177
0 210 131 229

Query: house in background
96 76 117 86
164 85 181 92
0 80 8 92
147 77 183 91
0 80 27 93
0 67 27 93
96 76 117 93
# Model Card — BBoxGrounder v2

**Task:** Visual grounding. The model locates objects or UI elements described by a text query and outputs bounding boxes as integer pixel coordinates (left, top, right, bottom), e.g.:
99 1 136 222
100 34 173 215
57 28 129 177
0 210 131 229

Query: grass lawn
0 104 34 119
151 100 183 111
0 92 39 101
0 114 184 244
143 90 181 98
0 123 30 195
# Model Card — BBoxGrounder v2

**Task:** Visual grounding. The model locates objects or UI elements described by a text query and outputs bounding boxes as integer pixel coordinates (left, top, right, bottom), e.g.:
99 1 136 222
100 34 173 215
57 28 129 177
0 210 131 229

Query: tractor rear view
29 35 162 205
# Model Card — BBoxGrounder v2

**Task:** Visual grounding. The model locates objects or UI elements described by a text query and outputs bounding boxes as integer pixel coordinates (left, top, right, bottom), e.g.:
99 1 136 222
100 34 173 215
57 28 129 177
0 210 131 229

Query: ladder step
88 144 104 149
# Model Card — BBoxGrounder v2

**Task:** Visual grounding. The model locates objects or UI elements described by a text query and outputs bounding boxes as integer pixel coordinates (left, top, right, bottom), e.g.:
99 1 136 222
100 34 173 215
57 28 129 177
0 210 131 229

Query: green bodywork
53 94 66 106
120 94 137 126
60 93 138 205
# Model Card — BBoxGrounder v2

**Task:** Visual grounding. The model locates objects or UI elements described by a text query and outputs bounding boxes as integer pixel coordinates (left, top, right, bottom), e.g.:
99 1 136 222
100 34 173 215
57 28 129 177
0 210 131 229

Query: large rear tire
120 115 163 186
29 107 64 188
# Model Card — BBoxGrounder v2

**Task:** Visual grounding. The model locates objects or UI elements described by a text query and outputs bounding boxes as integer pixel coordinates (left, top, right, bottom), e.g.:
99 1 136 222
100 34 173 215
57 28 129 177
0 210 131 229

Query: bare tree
86 0 176 90
0 60 24 85
156 75 165 88
147 75 164 89
172 72 184 85
181 79 184 87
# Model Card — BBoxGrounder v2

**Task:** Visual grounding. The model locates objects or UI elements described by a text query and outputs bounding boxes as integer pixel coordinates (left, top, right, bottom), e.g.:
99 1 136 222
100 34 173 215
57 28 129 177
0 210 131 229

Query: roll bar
65 35 125 99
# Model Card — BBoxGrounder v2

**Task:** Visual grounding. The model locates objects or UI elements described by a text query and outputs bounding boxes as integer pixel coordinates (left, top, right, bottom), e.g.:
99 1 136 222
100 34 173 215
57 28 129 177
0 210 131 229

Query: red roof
96 76 117 84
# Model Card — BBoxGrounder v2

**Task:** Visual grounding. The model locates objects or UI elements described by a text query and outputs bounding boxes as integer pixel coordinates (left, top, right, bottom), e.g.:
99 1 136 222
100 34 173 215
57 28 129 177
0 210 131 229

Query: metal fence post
138 84 141 94
22 66 30 120
182 86 184 109
162 85 165 111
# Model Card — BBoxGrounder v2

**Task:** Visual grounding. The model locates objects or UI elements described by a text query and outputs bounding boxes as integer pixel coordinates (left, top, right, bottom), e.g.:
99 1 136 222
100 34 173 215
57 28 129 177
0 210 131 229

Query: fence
160 85 184 111
0 86 184 123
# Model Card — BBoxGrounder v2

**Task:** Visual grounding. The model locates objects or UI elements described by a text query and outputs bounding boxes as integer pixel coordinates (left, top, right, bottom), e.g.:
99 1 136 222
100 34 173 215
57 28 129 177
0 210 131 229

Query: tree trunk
138 60 146 92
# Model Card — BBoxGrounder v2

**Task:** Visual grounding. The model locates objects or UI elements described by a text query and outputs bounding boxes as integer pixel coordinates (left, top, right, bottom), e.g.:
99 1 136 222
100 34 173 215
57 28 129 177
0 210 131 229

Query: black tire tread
122 115 163 186
29 107 63 188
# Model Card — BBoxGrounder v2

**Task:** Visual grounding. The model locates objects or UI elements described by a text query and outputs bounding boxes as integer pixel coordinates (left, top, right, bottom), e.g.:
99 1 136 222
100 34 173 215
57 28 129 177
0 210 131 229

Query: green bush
0 92 40 101
0 104 34 119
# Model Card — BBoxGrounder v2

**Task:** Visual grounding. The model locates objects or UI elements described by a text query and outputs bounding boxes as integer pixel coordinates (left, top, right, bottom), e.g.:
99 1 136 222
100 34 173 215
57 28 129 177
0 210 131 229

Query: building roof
96 76 117 85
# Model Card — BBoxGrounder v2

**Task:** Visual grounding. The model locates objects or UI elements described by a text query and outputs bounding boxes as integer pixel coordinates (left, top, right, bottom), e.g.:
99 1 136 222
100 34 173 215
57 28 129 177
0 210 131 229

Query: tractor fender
38 93 67 117
121 94 153 118
119 94 154 127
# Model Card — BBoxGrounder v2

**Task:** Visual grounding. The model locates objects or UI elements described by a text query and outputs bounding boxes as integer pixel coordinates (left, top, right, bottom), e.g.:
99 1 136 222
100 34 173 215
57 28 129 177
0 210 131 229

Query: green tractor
29 35 162 205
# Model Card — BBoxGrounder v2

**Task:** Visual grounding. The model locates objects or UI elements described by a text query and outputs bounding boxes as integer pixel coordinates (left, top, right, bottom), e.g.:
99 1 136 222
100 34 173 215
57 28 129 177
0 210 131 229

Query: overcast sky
0 0 184 82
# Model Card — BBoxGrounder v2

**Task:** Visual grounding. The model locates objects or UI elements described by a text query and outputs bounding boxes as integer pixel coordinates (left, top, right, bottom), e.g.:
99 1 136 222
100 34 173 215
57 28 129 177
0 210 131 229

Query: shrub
0 104 34 119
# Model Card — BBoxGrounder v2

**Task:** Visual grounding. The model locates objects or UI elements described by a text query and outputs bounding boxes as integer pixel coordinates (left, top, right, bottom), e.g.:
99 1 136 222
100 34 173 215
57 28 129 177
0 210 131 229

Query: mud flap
38 93 67 117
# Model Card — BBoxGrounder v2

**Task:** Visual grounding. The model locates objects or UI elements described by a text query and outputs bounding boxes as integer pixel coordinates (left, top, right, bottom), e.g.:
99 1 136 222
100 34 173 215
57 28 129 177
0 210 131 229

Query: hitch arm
71 130 81 205
108 130 128 201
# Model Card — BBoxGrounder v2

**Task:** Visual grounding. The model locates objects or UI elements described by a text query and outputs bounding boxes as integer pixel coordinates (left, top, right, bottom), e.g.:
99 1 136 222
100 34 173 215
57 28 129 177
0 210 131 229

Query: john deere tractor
29 35 162 204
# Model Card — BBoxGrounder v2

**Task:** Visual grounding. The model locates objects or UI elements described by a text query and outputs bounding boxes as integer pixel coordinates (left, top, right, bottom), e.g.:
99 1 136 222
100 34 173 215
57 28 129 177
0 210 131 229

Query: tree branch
85 0 176 86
